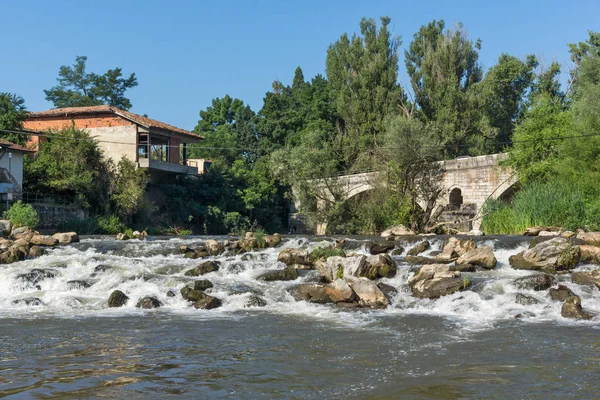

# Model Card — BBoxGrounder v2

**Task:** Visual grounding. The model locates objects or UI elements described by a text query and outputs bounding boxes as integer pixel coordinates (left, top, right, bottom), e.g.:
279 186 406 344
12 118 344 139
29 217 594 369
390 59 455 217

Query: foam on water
1 235 599 330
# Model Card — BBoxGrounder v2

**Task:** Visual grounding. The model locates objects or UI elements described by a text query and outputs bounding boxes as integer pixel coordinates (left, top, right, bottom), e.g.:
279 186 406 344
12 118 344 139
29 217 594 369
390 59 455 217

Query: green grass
311 246 346 260
482 181 600 234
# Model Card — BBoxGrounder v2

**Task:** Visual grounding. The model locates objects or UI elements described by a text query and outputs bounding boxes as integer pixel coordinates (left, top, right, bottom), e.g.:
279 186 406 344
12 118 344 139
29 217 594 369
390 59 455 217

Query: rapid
1 235 599 399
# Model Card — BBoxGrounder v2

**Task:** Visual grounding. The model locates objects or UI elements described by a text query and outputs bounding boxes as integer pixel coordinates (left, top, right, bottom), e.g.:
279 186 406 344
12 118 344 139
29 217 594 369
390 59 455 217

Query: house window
149 136 169 162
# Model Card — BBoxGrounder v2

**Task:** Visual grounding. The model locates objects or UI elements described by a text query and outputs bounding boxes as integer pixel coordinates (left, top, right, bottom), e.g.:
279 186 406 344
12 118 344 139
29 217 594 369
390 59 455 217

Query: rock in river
256 267 298 281
549 285 576 302
512 274 555 291
136 296 162 309
288 283 332 303
509 237 580 273
571 269 600 289
184 261 220 276
456 246 497 269
278 248 312 267
347 277 388 308
407 240 430 256
408 264 469 299
561 296 592 320
108 290 129 307
325 279 356 303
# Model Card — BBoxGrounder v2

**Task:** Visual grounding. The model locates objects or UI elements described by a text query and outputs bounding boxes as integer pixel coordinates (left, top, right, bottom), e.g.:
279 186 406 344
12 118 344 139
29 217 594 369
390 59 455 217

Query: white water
1 235 599 330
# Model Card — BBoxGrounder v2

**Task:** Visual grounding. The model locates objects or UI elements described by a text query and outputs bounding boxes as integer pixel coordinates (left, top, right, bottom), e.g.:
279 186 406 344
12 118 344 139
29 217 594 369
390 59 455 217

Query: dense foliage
483 31 600 233
4 201 40 228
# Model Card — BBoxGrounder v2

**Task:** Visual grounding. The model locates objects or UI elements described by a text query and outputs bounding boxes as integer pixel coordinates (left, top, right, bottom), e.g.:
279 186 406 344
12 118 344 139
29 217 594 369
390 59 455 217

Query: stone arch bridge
299 153 517 235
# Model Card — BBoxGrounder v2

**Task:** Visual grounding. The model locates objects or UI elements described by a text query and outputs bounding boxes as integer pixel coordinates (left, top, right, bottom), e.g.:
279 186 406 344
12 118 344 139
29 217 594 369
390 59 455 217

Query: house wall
0 152 25 189
23 115 137 164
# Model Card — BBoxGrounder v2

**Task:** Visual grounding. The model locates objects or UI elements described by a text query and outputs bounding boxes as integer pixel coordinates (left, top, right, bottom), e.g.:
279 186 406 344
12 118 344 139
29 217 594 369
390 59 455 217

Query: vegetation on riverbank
483 32 600 234
1 22 599 235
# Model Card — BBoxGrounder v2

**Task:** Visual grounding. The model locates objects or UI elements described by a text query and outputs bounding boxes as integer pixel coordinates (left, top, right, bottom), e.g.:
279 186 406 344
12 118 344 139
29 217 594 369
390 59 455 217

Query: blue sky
2 0 599 130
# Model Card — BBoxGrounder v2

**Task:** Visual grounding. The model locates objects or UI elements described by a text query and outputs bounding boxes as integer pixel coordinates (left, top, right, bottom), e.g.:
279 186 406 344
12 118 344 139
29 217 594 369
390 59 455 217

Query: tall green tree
482 54 538 150
326 16 404 168
191 95 259 166
111 156 149 224
44 56 138 110
0 93 28 145
405 20 494 157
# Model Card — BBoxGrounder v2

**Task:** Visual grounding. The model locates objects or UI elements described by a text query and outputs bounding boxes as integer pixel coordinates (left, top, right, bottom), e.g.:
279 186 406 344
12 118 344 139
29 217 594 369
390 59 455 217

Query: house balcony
138 158 199 175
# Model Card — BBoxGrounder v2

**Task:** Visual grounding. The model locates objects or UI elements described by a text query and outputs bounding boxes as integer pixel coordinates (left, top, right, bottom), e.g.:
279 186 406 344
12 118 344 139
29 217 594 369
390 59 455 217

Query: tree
382 116 444 231
24 127 113 213
326 16 404 168
191 95 259 166
0 92 28 145
482 54 538 150
44 56 138 110
405 20 494 157
111 157 149 223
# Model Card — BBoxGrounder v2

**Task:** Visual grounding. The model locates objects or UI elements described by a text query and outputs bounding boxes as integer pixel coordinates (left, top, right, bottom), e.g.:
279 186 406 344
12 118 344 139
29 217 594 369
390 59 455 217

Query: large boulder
561 296 592 319
136 296 162 309
325 279 356 303
579 245 600 264
205 239 224 256
381 225 415 238
0 220 11 237
512 274 555 291
256 267 298 281
408 264 469 299
316 255 366 282
571 269 600 289
549 285 576 302
30 235 58 247
407 241 430 256
11 227 34 241
184 261 220 276
456 246 497 269
364 254 397 279
576 231 600 246
435 237 476 262
108 290 129 307
509 237 580 273
278 248 312 267
0 247 27 264
179 245 208 259
347 278 388 308
28 246 44 259
288 284 332 303
367 241 396 255
180 286 205 302
264 234 281 248
52 232 80 245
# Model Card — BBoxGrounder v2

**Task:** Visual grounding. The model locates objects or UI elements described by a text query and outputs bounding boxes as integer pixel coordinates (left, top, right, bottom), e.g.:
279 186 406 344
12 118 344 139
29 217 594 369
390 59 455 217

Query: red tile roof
0 138 34 153
27 105 203 140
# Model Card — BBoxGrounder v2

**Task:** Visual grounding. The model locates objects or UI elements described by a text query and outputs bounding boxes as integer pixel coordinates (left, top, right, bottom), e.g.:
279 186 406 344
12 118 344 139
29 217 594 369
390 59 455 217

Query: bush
4 201 39 228
311 246 346 260
482 182 591 234
97 214 125 234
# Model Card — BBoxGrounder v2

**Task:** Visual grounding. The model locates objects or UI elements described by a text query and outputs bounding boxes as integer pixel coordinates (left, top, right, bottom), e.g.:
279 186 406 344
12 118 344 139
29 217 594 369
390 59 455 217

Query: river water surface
1 235 599 399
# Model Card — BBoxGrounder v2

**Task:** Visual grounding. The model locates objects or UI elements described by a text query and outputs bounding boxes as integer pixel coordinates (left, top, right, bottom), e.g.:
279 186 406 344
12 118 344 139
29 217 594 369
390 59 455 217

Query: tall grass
481 182 598 234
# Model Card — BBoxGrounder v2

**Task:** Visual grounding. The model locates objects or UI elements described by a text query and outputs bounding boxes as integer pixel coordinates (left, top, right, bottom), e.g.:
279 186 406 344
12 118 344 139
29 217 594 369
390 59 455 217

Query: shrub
254 227 266 248
97 214 125 234
311 246 346 260
4 201 39 228
482 181 591 234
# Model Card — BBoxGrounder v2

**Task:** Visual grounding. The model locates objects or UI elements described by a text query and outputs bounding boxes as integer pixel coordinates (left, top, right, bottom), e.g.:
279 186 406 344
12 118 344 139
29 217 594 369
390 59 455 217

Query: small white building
0 138 33 197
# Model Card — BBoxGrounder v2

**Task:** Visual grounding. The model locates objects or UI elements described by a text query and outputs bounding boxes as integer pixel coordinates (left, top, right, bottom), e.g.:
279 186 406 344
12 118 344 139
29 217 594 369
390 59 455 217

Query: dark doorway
449 188 463 209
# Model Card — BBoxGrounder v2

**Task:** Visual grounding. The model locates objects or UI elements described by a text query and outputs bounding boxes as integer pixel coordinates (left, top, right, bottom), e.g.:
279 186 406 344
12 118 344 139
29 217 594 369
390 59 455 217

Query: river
1 235 599 399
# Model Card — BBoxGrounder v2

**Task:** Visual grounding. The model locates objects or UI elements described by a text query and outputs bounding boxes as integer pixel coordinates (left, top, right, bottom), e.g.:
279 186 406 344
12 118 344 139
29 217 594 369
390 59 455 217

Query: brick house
24 105 203 181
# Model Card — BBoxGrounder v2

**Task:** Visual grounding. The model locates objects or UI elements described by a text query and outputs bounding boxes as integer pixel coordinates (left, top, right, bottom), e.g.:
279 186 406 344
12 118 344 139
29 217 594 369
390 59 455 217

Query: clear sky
2 0 599 131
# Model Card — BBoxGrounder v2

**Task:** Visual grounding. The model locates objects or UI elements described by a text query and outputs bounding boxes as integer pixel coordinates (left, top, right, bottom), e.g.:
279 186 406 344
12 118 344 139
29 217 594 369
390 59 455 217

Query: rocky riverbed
1 231 600 398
